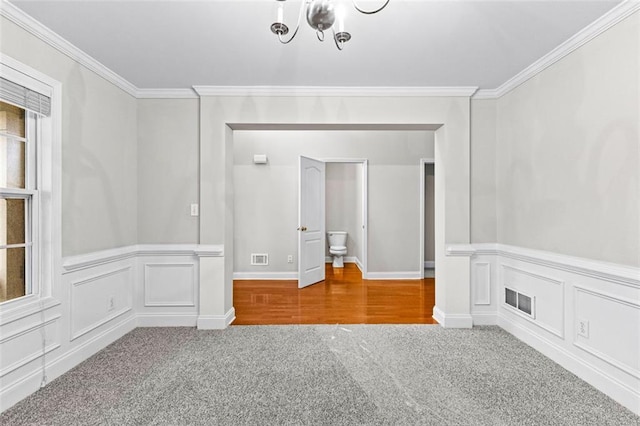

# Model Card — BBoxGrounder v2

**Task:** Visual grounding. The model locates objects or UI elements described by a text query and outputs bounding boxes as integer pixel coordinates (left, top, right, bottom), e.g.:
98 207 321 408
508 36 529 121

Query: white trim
0 296 60 325
446 244 476 257
354 257 364 273
325 256 359 264
192 86 478 98
498 312 640 416
433 306 473 328
233 272 297 280
197 308 236 330
483 244 639 288
63 244 224 272
136 88 198 99
63 246 138 272
572 285 640 380
473 0 640 99
0 1 138 98
136 313 198 327
0 314 61 377
365 271 422 280
193 245 224 257
471 312 498 326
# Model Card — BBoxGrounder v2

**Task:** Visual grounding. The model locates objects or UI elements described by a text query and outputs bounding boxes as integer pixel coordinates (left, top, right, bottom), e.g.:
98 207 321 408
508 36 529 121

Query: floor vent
251 253 269 266
504 287 535 318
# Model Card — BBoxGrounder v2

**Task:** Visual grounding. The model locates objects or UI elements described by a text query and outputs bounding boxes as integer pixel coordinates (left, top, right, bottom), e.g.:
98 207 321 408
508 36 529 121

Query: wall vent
504 287 535 318
251 253 269 266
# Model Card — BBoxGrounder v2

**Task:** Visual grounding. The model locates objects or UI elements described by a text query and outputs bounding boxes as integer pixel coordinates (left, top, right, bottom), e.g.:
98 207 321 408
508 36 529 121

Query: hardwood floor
233 263 437 325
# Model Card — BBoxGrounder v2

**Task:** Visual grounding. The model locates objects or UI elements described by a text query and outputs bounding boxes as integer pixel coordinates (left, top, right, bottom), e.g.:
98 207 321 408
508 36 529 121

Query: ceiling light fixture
271 0 390 50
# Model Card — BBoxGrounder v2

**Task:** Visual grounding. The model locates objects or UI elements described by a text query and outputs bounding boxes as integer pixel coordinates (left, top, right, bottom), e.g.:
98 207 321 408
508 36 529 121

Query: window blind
0 76 51 117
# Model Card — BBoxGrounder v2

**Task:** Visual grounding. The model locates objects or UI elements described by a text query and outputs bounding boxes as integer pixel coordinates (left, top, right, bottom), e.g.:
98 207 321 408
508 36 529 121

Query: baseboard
325 256 359 264
233 272 297 280
137 313 198 327
366 271 422 280
433 306 473 328
424 261 435 268
197 308 236 330
498 313 640 415
471 312 498 326
0 314 136 413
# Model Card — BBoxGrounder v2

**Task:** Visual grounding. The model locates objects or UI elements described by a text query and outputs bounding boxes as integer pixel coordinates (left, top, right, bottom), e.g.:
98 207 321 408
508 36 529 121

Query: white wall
470 99 497 244
233 131 433 275
1 16 138 257
137 99 199 244
496 11 639 267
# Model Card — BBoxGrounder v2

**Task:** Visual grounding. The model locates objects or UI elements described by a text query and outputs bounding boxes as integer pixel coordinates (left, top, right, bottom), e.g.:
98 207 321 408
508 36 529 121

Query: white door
298 156 325 288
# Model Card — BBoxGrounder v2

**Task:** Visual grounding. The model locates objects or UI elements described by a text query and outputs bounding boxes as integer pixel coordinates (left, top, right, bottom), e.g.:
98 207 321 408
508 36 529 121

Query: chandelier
270 0 390 50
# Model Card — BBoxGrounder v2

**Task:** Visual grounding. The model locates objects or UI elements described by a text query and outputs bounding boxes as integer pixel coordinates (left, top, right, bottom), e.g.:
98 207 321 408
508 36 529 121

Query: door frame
321 158 368 278
419 158 435 279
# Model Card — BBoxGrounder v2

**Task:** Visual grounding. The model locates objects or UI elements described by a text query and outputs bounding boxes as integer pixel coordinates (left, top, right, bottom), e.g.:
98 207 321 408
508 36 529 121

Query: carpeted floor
1 325 638 425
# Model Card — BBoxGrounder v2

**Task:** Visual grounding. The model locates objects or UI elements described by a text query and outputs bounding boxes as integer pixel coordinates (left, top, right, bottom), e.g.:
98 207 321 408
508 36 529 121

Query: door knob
297 226 307 231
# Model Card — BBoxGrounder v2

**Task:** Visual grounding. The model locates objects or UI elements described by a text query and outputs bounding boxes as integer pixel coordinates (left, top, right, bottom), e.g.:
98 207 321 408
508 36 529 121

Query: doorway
419 158 436 279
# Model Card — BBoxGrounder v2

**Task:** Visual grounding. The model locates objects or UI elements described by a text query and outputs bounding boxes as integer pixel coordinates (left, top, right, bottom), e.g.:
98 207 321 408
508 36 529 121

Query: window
0 100 38 303
0 61 57 310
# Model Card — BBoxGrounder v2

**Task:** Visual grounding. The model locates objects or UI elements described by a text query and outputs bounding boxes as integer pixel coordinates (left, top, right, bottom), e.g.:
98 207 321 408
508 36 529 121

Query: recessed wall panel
144 263 196 307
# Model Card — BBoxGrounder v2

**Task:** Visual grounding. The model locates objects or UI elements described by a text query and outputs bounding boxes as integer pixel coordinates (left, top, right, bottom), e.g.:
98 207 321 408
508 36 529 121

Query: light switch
190 204 199 216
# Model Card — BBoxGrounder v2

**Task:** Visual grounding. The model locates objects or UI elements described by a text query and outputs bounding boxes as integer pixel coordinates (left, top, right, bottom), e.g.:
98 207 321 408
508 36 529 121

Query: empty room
0 0 638 424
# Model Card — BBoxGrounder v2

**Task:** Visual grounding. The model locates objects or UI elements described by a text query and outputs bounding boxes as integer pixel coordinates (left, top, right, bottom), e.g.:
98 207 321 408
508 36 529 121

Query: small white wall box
253 154 268 164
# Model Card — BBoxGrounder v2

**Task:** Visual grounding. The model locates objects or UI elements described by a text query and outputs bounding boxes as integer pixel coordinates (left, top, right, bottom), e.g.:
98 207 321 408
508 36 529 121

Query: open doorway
297 157 368 288
324 159 367 274
420 158 435 279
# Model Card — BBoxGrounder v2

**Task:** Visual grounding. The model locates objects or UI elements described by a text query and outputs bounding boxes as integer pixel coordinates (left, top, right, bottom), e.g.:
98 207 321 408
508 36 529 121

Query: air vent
504 287 535 318
251 253 269 266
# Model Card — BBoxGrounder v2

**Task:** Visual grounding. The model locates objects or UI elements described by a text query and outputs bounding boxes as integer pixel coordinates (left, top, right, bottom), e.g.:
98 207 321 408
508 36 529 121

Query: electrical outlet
577 319 589 338
287 255 293 263
190 204 199 217
108 296 115 312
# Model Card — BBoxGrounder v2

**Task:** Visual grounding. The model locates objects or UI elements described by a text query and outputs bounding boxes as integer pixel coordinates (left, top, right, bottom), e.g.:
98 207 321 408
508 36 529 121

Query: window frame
0 54 61 320
0 107 39 303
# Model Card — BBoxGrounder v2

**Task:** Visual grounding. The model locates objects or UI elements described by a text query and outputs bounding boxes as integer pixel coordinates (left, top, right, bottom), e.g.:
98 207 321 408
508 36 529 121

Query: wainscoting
2 243 638 415
0 244 221 412
459 243 640 415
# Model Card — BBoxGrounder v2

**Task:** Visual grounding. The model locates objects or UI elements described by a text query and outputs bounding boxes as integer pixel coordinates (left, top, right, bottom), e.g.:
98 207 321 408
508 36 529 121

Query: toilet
327 231 348 268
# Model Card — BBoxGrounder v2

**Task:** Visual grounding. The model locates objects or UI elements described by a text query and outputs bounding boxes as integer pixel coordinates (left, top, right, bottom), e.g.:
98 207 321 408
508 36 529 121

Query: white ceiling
8 0 621 90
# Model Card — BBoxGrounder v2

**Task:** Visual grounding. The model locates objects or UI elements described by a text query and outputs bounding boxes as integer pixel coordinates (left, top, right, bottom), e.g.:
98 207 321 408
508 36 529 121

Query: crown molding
473 0 640 100
0 0 138 98
192 85 479 98
136 88 198 99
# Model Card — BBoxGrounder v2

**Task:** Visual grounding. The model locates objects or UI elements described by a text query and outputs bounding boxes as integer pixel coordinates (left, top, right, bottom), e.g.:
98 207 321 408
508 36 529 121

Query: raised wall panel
70 267 133 341
574 286 640 379
473 262 491 305
143 263 196 307
501 265 564 338
0 315 60 377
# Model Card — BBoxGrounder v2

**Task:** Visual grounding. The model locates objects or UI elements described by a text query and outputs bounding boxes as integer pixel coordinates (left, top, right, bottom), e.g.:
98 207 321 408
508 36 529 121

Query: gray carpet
1 325 638 425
